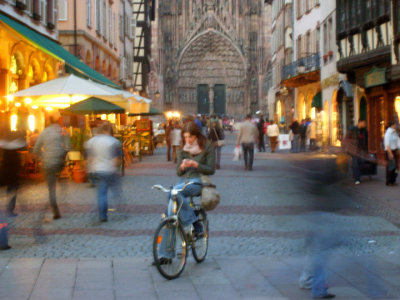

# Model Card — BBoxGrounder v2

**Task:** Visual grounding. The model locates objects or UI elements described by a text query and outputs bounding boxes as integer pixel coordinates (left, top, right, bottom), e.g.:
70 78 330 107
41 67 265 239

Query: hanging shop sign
364 66 387 88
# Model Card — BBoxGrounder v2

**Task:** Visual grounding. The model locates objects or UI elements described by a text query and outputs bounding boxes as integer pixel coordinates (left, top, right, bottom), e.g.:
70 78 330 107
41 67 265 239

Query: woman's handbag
213 128 224 147
200 175 220 211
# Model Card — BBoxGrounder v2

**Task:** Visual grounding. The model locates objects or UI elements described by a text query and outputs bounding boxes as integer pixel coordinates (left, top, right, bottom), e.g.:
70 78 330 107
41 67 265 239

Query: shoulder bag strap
213 128 220 141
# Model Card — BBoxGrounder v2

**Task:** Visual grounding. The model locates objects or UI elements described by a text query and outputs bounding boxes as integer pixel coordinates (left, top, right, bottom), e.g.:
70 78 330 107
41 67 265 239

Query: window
394 0 400 35
108 5 111 42
95 0 101 32
58 0 67 20
328 18 333 52
103 0 107 38
349 0 357 28
87 0 92 27
296 0 301 18
47 0 55 25
113 13 116 46
40 0 47 24
119 14 123 39
297 35 302 59
337 0 346 34
323 23 328 54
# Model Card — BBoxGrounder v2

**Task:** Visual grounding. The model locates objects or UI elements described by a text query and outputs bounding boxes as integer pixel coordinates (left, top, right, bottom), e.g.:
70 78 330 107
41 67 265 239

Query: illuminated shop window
395 96 400 120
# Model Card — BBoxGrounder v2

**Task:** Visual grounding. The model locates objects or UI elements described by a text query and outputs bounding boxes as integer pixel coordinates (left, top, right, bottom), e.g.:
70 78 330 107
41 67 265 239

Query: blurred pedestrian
346 119 368 185
257 116 266 152
307 118 317 151
27 129 39 150
237 114 258 171
267 120 279 153
300 119 308 152
0 132 26 217
171 121 182 163
290 119 301 153
85 123 122 222
208 119 224 169
34 116 70 219
193 114 203 131
384 121 399 186
165 120 173 161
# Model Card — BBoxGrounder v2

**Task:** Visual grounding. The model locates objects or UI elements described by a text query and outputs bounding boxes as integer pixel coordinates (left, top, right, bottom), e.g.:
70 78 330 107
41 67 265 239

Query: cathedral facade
153 0 270 117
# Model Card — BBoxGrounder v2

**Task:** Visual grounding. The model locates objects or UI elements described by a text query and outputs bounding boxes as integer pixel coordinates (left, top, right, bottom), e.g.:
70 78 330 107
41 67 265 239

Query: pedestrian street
1 133 400 299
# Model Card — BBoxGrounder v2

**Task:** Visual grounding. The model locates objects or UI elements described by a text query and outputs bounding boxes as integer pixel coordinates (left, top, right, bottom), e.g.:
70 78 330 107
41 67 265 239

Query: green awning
311 92 322 108
129 106 164 116
0 12 119 88
62 97 125 115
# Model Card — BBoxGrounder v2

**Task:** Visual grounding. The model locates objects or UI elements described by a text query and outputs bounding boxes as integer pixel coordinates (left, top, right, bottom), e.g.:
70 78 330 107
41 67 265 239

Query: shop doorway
197 84 210 115
336 88 354 140
360 97 367 121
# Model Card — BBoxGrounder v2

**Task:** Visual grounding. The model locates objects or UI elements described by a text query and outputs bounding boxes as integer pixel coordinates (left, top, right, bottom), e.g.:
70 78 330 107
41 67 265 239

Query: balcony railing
282 53 320 80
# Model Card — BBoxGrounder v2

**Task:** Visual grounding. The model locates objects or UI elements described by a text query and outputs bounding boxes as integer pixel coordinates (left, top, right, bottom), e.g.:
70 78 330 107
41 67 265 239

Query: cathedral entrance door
214 84 226 115
197 84 210 114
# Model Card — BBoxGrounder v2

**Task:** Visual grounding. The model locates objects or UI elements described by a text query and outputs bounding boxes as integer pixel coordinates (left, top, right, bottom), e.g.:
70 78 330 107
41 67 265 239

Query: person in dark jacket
347 119 368 185
257 117 266 152
0 131 26 250
0 131 26 217
290 119 301 153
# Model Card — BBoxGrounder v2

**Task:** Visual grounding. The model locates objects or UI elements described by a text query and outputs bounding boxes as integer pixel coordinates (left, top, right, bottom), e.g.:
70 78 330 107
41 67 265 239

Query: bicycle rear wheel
192 209 209 263
153 219 187 280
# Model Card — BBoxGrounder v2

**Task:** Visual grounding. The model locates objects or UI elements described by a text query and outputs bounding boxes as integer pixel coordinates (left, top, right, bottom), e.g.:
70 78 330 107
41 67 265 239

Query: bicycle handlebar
151 181 203 194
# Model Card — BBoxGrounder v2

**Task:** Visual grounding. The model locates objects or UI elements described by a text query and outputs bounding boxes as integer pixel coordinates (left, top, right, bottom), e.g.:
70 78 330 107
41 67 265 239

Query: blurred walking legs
44 165 63 219
96 172 121 222
242 143 254 170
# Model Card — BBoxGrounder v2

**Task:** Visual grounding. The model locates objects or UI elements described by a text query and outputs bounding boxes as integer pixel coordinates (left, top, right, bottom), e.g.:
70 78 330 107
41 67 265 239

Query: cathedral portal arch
176 29 247 116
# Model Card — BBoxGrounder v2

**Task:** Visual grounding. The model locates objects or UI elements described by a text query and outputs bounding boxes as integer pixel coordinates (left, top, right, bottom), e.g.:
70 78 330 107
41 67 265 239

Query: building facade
0 0 59 132
336 0 398 160
266 0 293 129
155 0 270 117
58 0 134 88
282 0 321 128
132 0 153 95
319 0 341 146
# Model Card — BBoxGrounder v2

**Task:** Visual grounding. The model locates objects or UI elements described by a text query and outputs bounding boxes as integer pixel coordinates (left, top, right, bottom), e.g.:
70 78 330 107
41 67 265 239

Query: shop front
0 12 119 135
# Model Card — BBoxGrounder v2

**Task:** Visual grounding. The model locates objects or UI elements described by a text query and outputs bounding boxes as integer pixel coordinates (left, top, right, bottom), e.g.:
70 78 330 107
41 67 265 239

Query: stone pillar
0 69 9 111
209 84 214 114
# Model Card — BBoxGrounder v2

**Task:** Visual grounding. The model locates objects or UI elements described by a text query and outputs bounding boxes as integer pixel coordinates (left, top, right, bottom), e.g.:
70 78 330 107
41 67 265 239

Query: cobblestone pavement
1 132 400 259
1 132 400 299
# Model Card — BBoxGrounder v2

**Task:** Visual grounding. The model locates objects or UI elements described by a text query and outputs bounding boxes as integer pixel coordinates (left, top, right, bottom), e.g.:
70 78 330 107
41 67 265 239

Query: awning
0 12 119 88
128 106 163 117
62 97 125 115
339 80 353 98
311 92 322 108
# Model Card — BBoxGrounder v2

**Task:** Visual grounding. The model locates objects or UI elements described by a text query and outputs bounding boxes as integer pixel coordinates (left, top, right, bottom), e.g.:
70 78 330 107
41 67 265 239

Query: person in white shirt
85 123 121 221
171 121 182 163
237 114 259 170
384 121 399 186
267 120 279 153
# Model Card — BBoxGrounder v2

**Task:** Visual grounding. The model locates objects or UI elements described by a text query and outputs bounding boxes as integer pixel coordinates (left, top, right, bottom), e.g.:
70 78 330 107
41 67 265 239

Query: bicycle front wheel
192 209 209 263
153 219 187 280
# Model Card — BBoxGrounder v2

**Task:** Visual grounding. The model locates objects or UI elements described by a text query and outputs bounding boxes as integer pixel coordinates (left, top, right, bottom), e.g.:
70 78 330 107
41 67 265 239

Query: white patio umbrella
10 74 126 109
88 80 151 113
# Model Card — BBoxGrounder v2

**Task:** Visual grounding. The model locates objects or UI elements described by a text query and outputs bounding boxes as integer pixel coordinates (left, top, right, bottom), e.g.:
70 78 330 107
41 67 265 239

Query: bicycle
152 182 209 280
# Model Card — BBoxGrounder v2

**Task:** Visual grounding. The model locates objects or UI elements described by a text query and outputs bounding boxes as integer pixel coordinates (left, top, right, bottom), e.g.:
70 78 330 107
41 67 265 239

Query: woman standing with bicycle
175 121 215 235
157 121 215 264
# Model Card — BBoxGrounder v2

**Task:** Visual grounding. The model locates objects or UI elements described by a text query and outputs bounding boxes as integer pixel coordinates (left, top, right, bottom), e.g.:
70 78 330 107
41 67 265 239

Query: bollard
0 222 11 250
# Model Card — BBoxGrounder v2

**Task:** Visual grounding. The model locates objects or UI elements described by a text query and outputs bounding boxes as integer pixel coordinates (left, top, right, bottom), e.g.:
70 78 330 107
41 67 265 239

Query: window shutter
58 0 67 20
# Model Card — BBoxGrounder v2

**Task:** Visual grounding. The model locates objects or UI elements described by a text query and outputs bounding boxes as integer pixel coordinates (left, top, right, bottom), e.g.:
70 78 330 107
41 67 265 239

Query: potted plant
70 129 88 183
